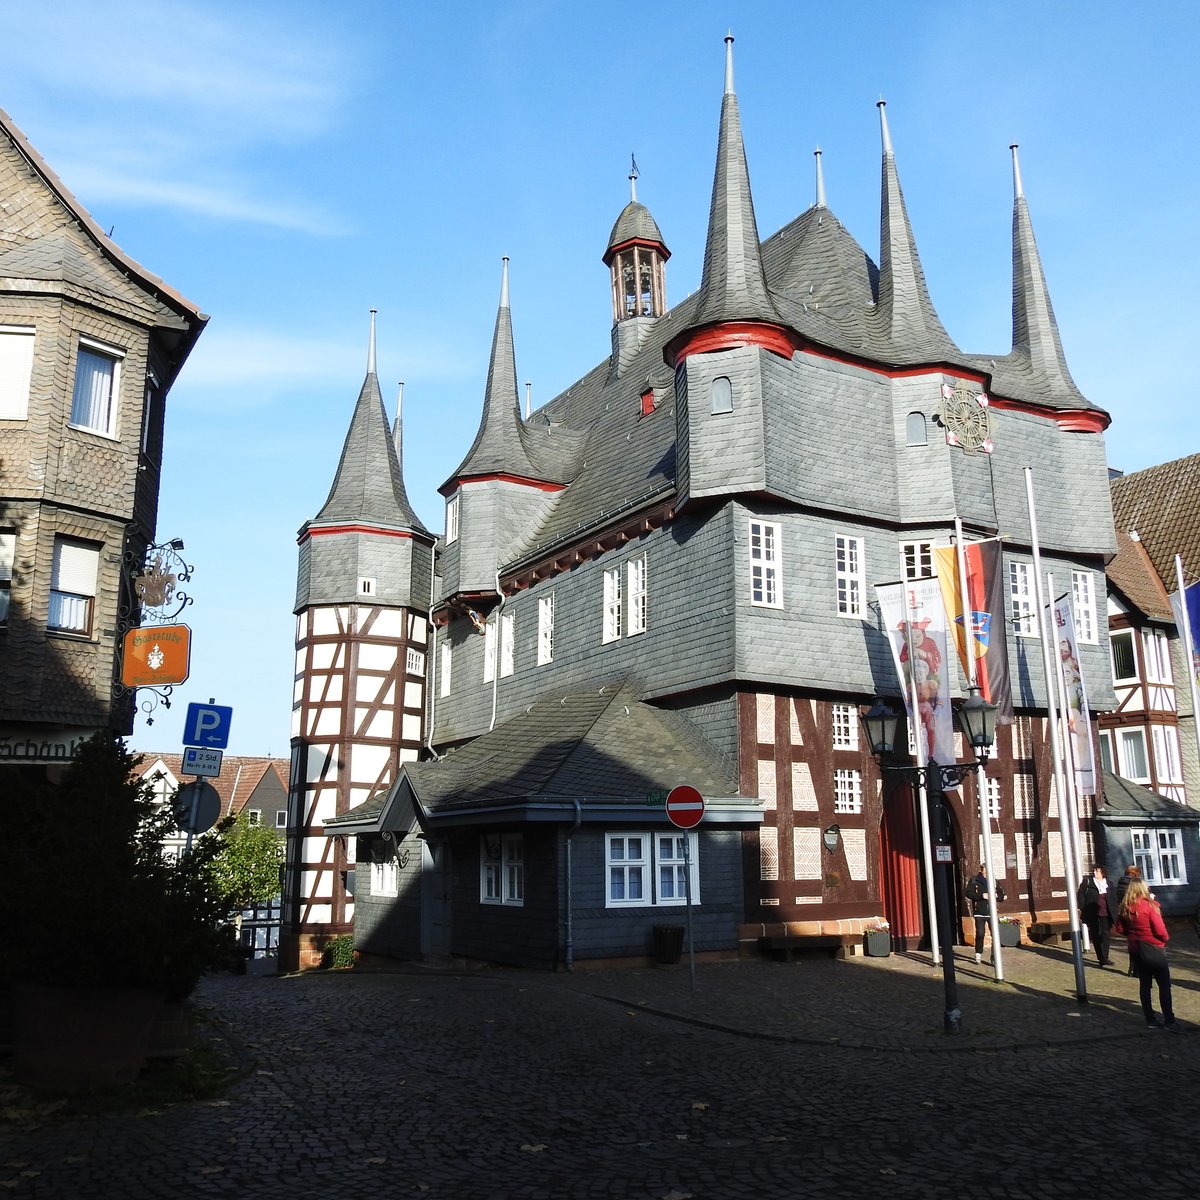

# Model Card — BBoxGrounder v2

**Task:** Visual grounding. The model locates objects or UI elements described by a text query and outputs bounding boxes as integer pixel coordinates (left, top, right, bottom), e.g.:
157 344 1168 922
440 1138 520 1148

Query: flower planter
864 930 891 957
998 922 1021 947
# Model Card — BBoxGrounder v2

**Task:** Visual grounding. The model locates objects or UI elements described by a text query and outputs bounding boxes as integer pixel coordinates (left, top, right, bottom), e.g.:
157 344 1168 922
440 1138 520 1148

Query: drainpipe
565 799 582 971
488 569 504 732
424 537 441 761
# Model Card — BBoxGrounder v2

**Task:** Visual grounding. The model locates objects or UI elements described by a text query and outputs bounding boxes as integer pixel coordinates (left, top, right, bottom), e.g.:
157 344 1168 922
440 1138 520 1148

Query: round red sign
665 785 705 829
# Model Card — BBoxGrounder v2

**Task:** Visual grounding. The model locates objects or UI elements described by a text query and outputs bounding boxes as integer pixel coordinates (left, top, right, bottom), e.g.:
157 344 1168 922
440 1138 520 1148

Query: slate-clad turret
868 101 958 364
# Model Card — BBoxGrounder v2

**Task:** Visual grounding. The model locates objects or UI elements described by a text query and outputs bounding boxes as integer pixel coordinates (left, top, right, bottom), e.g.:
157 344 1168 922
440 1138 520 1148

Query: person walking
1114 878 1179 1031
965 864 1002 964
1077 865 1112 966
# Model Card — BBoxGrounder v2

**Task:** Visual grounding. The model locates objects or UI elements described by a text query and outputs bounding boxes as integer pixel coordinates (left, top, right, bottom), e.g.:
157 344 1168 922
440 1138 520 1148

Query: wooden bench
759 933 859 961
1029 920 1072 944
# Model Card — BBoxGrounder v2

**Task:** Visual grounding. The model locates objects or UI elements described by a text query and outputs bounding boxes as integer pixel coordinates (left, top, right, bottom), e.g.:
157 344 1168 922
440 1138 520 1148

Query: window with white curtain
0 530 13 625
445 493 460 543
1142 631 1173 684
1008 561 1035 636
627 554 648 636
1071 571 1097 644
440 641 452 697
835 534 864 617
1151 724 1183 783
49 537 99 635
537 594 554 665
1118 728 1150 782
0 327 35 420
483 618 496 683
70 341 123 436
500 613 514 677
750 520 782 608
603 565 622 643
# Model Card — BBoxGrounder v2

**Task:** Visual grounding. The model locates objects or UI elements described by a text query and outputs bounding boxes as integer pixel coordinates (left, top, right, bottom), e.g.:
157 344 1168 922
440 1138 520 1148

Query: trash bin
652 924 685 965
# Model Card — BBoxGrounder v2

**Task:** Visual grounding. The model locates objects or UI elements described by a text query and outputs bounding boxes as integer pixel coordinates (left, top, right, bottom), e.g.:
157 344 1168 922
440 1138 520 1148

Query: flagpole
1175 554 1200 779
955 518 1004 981
1025 468 1087 1002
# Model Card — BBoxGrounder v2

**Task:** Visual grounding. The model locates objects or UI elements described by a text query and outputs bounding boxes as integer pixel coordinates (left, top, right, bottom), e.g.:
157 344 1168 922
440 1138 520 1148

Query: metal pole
1175 555 1200 778
683 833 696 995
927 764 962 1033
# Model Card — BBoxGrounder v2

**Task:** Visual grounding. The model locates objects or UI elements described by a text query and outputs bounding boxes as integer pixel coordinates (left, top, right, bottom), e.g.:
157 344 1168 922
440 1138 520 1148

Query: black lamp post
862 687 999 1034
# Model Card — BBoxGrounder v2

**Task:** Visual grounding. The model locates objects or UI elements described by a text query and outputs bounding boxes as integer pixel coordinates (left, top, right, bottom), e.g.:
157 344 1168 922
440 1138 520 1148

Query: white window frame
749 520 782 608
371 854 398 897
483 618 496 683
0 326 35 421
0 529 13 625
835 534 864 618
1117 727 1150 783
603 565 622 644
440 641 452 697
1151 724 1183 784
985 775 1001 821
1142 630 1173 685
710 375 733 414
1132 828 1188 886
248 809 262 826
1109 629 1138 684
1071 570 1098 644
537 593 555 665
831 704 858 750
627 554 648 636
275 809 287 829
900 541 933 581
69 339 124 437
606 831 698 907
48 537 99 636
405 646 425 676
833 768 863 814
445 493 460 544
1008 560 1036 637
500 612 514 677
480 833 524 905
1097 730 1113 775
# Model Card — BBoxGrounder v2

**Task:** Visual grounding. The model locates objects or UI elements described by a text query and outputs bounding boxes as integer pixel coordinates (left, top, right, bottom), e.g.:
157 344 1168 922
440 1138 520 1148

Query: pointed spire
690 32 780 331
871 100 957 361
814 147 826 209
1009 144 1086 401
392 381 404 463
315 312 425 531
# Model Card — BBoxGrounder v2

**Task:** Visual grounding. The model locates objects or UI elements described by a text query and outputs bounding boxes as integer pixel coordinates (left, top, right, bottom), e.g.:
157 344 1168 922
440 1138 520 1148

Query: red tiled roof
1110 454 1200 594
1106 526 1174 620
136 753 289 818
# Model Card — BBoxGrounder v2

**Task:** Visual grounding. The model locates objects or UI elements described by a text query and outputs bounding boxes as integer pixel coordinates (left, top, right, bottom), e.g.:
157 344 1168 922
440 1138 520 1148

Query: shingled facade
0 108 206 766
313 38 1119 969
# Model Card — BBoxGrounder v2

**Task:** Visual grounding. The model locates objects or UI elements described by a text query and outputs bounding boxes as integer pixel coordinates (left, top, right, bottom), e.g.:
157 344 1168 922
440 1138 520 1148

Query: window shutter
52 539 99 595
0 329 35 420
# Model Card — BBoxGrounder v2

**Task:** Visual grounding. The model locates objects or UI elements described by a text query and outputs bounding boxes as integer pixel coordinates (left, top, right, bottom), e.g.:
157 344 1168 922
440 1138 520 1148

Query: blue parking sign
183 702 233 749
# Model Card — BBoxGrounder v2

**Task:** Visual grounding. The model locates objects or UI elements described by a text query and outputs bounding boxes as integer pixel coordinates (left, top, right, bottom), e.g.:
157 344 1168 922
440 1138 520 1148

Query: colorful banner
932 540 1014 724
1051 596 1096 796
1169 578 1200 691
875 579 956 766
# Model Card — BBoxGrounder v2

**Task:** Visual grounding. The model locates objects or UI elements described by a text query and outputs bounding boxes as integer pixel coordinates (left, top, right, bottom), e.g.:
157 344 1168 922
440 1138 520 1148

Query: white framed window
1098 731 1113 774
483 618 496 683
710 376 733 414
248 809 262 826
603 565 622 644
500 612 514 677
70 340 123 436
48 537 99 635
831 704 858 750
901 541 933 581
0 326 35 420
445 493 460 544
1109 629 1137 684
481 833 524 905
833 768 862 814
750 520 782 608
1142 631 1173 684
275 809 287 829
371 855 398 897
985 775 1001 820
440 641 452 697
406 647 425 676
1071 571 1097 644
1008 561 1035 637
835 534 864 617
1117 728 1150 782
1151 724 1183 784
606 831 697 907
0 530 13 625
537 594 555 665
627 554 648 636
1133 828 1188 886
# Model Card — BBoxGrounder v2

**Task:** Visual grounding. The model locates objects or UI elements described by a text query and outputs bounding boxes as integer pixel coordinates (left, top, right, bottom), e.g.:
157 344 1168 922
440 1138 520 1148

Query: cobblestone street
4 933 1200 1199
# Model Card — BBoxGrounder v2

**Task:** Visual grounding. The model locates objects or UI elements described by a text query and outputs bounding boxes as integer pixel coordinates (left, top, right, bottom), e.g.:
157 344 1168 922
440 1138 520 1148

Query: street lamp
861 686 999 1034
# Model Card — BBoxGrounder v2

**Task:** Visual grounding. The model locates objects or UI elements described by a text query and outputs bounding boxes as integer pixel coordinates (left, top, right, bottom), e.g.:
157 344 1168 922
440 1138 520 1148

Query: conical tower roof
315 311 426 531
868 101 958 363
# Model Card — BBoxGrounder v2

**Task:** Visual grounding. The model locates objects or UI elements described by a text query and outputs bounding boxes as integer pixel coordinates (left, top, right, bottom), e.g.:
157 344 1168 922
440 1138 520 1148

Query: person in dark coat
1077 865 1112 966
965 864 1003 964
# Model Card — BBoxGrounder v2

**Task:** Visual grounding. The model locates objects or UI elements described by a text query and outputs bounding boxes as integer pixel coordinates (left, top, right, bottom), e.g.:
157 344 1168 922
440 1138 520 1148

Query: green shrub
325 935 354 969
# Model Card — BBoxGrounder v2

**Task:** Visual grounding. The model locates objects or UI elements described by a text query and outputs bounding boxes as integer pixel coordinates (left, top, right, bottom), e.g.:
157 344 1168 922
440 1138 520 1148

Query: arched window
711 376 733 415
906 411 927 445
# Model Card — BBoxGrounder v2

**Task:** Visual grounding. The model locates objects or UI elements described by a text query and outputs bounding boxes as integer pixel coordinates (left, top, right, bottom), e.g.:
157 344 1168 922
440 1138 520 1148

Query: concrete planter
864 930 891 957
998 922 1022 947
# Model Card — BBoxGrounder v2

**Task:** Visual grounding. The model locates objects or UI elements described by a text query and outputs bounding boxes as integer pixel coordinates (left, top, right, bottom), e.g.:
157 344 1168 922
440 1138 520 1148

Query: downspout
565 799 582 971
424 538 441 761
489 568 504 732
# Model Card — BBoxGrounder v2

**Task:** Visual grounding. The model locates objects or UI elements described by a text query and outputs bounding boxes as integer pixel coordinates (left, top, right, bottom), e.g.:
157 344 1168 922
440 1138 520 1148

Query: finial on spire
724 32 735 95
814 146 826 209
1009 143 1024 199
629 154 639 203
525 380 532 418
500 256 510 309
396 381 404 422
877 99 893 156
367 308 377 374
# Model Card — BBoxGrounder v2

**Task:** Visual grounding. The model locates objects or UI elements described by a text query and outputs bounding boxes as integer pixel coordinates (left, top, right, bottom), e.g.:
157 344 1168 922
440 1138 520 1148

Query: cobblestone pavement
3 928 1199 1200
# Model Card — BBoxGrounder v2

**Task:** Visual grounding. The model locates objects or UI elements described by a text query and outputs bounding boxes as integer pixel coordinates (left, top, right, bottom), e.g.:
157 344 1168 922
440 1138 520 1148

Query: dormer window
711 376 733 415
446 493 460 544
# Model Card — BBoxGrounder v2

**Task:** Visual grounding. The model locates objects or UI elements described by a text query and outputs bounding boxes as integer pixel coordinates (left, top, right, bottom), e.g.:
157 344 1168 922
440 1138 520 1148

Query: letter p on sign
183 702 233 749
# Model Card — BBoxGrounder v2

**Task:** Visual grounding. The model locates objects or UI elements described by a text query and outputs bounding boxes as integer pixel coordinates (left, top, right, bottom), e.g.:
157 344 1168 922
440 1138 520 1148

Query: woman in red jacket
1115 879 1179 1031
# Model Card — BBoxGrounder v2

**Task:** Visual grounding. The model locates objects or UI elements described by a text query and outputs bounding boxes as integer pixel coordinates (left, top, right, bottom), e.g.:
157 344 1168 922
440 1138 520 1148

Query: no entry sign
665 785 705 829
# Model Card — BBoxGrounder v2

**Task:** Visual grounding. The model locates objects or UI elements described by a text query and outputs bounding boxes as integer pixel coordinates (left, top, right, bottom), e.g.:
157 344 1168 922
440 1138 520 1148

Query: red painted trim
298 525 414 545
668 322 800 365
440 474 567 497
603 236 671 264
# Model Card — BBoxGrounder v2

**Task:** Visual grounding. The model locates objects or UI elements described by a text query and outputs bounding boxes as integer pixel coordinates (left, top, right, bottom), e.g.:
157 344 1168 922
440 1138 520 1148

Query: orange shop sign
121 623 192 687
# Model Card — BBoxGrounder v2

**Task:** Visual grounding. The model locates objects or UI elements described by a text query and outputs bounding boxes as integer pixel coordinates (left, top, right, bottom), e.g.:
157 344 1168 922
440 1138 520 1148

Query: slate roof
327 680 753 831
1110 454 1200 595
1106 526 1175 622
606 200 667 256
1097 771 1200 823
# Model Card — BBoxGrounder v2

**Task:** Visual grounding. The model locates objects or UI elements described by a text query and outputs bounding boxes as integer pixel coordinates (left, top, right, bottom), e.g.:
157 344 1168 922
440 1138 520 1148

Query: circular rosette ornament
937 383 994 454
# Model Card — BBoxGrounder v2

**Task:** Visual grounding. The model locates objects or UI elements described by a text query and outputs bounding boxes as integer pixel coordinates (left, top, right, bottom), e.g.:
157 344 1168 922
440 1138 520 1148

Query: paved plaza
3 928 1200 1199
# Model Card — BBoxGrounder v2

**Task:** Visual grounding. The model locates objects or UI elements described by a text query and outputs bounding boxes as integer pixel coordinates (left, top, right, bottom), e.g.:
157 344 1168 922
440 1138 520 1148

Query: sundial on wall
936 382 994 454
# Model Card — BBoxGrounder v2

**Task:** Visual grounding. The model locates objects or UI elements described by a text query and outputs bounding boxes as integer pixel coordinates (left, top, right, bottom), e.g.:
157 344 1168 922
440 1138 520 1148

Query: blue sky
6 1 1197 756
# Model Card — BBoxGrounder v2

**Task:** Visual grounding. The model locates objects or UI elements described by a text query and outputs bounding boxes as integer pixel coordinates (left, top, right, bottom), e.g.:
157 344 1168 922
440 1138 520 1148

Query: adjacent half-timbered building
310 36 1121 968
